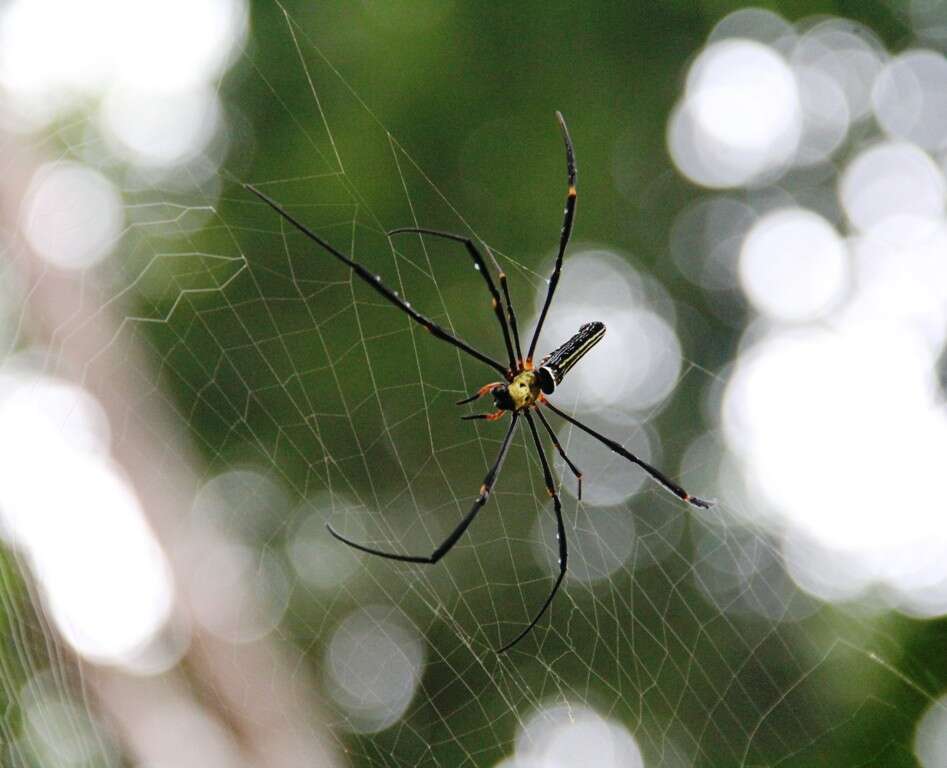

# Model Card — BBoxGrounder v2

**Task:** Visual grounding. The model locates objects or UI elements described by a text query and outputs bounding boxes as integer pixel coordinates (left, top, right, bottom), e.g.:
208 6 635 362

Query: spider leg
544 400 714 509
456 382 503 405
461 410 507 422
326 414 519 564
497 270 523 365
499 411 568 652
534 406 583 501
245 185 508 377
389 228 517 373
525 111 577 365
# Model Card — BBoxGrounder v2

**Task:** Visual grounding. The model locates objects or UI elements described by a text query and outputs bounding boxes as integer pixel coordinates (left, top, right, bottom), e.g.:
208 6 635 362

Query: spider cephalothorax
246 112 711 653
463 320 607 419
491 372 539 412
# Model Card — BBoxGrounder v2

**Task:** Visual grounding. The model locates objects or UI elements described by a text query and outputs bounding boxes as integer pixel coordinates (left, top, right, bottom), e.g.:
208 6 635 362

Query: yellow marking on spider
507 370 542 411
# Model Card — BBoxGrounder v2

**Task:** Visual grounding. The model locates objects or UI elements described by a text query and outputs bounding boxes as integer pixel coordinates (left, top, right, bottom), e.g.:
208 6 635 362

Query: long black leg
389 227 517 374
534 406 583 501
499 411 568 653
526 111 577 365
498 270 523 365
543 401 714 509
327 414 519 563
245 185 508 377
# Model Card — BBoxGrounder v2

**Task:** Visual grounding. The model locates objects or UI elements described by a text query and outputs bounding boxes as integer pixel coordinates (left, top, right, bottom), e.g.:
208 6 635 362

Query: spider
245 111 712 652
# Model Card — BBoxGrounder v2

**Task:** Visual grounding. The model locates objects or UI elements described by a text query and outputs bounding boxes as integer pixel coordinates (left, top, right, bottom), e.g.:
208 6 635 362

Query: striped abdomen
536 321 605 394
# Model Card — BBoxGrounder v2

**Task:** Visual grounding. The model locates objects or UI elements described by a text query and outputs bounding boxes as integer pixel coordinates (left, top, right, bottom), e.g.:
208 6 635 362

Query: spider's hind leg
535 406 583 501
544 400 714 509
498 411 568 652
326 414 520 568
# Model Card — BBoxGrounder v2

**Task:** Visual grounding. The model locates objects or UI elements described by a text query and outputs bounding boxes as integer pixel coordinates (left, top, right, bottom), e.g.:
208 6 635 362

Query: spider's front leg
526 111 577 365
457 384 508 421
457 382 505 405
457 380 518 421
461 411 507 422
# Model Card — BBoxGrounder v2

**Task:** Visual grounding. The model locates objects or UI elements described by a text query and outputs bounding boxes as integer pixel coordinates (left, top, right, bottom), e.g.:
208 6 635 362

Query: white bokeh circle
22 162 123 270
515 703 644 768
325 605 425 734
914 694 947 768
739 207 848 322
839 141 945 231
872 49 947 150
670 38 801 188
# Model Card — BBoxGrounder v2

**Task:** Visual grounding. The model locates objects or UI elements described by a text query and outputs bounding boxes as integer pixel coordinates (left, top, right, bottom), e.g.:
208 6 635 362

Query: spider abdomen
537 321 605 393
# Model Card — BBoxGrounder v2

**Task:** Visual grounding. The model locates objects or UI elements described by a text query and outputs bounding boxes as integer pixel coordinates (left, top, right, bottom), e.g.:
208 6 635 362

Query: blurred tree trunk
1 133 343 768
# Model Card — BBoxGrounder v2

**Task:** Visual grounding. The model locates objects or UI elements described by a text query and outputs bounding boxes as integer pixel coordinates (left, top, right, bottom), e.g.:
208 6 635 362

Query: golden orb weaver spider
245 112 712 653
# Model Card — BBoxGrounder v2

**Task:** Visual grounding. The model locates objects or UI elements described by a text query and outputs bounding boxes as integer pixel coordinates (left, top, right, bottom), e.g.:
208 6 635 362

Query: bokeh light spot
873 50 947 150
670 38 800 188
790 18 886 123
839 141 945 230
192 467 289 540
739 207 848 322
689 40 799 153
793 64 851 165
289 494 363 591
0 369 174 667
723 324 947 612
191 544 290 643
914 694 947 768
671 196 756 292
515 703 644 768
325 606 424 734
100 84 222 168
22 162 123 270
709 8 795 49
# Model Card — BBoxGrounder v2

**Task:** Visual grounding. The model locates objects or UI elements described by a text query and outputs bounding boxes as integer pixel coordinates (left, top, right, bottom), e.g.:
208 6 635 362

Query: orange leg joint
456 382 502 406
461 410 506 422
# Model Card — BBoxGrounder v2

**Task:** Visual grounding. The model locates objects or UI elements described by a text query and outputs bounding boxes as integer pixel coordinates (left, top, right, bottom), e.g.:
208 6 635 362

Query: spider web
0 2 942 767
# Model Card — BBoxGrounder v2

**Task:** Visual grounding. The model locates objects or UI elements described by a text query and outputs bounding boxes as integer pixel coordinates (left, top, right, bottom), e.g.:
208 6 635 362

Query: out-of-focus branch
1 134 343 768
